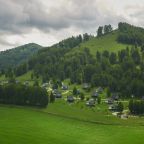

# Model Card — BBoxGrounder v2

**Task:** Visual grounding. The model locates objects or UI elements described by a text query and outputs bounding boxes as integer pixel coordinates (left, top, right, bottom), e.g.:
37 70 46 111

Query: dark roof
62 85 68 90
82 83 90 89
97 87 103 93
107 98 114 104
53 90 62 98
55 93 62 98
86 99 95 106
112 94 119 100
91 91 99 97
109 104 118 111
67 96 74 102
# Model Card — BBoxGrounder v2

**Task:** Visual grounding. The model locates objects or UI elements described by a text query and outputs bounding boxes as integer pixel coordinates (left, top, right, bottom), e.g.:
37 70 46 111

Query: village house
53 90 62 98
97 87 103 93
111 93 119 101
61 85 68 90
82 83 91 90
91 91 99 99
67 96 75 103
86 99 95 107
109 104 118 111
107 98 114 104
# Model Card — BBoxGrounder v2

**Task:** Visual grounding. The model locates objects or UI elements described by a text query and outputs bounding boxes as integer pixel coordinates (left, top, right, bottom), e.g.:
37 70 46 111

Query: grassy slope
0 71 42 86
69 30 131 56
0 106 144 144
17 71 42 85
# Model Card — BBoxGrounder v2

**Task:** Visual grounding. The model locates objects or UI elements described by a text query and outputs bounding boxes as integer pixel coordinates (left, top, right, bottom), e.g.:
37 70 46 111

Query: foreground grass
42 100 144 126
0 105 144 144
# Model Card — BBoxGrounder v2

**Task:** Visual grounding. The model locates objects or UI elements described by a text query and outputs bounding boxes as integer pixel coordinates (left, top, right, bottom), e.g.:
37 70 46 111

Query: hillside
71 30 131 55
0 43 43 70
1 23 144 99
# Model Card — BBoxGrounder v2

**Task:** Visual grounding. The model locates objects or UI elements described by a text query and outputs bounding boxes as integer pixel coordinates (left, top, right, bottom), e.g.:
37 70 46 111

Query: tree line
129 100 144 115
97 25 113 37
118 22 144 46
0 83 48 107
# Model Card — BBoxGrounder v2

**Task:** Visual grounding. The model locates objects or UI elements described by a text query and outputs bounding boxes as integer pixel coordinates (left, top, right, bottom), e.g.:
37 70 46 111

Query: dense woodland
0 83 48 107
1 23 144 101
118 22 144 45
0 43 42 70
129 99 144 115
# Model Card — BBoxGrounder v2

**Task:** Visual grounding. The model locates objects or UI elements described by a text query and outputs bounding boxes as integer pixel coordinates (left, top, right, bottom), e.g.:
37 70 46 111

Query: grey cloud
0 0 126 34
130 8 144 20
0 0 143 50
0 35 16 48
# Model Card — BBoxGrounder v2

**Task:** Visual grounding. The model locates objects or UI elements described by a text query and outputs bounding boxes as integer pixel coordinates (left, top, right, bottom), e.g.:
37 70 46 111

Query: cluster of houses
106 94 120 111
41 82 128 119
49 81 105 106
52 89 75 103
86 87 103 107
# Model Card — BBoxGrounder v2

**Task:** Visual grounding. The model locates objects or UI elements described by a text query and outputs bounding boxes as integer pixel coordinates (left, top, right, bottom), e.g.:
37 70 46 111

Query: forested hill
12 22 144 79
3 22 144 99
0 43 43 70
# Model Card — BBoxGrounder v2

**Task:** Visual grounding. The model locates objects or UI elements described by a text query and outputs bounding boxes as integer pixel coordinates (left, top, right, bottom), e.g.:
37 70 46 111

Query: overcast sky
0 0 144 51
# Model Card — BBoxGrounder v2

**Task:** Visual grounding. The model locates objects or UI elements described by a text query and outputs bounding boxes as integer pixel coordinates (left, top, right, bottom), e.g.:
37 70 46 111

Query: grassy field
0 105 144 144
67 30 131 56
0 71 42 86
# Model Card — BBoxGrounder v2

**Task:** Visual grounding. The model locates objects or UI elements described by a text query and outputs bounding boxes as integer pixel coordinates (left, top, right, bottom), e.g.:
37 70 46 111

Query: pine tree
50 92 55 103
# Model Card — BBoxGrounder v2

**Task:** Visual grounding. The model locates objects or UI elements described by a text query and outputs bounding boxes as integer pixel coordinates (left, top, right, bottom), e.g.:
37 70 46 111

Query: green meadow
0 105 144 144
69 31 131 56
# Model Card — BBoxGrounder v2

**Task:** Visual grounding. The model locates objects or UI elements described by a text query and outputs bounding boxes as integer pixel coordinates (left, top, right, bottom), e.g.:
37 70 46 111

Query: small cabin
76 89 81 95
121 114 128 119
91 91 99 99
111 93 119 101
97 87 103 93
53 90 62 98
67 96 75 103
55 92 62 98
107 98 114 104
61 85 68 90
82 83 90 90
109 104 118 111
86 99 95 107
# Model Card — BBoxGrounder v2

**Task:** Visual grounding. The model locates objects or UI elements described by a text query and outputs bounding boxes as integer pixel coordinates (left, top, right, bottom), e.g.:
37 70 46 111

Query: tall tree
97 26 103 37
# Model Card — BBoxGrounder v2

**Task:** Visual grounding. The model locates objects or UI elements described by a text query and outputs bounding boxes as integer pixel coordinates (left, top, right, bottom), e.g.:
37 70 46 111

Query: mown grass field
0 105 144 144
